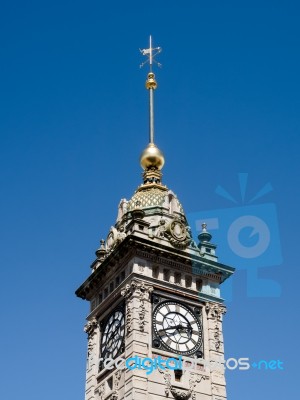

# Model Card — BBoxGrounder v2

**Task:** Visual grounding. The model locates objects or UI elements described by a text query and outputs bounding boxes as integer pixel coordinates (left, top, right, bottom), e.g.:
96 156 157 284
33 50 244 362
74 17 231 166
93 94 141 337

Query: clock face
101 308 125 360
153 300 202 355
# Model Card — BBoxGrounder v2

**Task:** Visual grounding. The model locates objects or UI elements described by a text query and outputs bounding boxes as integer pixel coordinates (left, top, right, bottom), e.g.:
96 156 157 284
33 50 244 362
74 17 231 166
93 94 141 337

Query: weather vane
140 35 162 70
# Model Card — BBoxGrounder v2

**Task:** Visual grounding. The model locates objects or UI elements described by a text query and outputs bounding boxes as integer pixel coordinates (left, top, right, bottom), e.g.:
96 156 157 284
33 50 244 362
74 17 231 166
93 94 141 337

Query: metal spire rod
140 36 162 144
149 80 154 143
149 35 153 70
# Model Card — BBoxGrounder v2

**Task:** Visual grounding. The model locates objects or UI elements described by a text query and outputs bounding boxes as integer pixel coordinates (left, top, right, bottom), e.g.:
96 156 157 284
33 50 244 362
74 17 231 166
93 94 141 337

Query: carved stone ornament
158 368 171 397
156 218 167 239
117 198 128 223
114 369 122 388
106 225 127 253
111 392 118 400
84 318 98 336
214 326 221 350
96 383 105 400
205 303 226 351
121 285 133 335
116 225 126 245
138 264 145 273
121 280 153 334
205 303 226 321
148 218 156 239
84 318 98 357
106 226 118 252
189 372 209 400
158 369 208 400
164 218 192 249
110 370 122 400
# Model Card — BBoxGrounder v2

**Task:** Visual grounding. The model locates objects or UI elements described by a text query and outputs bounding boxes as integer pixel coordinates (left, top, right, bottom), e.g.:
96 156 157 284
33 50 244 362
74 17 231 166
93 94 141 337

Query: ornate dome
127 185 185 215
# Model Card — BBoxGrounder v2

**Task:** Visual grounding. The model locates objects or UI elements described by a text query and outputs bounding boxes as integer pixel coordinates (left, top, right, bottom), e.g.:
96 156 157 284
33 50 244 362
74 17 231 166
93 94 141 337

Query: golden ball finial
146 72 157 90
140 143 165 170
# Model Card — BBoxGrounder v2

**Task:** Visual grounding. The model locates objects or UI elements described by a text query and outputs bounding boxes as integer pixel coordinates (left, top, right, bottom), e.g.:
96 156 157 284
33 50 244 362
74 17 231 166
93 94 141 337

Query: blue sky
0 1 299 399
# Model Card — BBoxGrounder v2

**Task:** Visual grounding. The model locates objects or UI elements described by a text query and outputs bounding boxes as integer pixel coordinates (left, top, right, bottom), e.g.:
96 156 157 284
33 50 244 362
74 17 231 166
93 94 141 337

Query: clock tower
76 38 234 400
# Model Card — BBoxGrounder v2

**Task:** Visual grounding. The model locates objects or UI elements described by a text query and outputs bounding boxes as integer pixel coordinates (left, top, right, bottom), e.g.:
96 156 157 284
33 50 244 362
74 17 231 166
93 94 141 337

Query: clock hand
177 324 191 331
158 326 187 340
158 325 183 332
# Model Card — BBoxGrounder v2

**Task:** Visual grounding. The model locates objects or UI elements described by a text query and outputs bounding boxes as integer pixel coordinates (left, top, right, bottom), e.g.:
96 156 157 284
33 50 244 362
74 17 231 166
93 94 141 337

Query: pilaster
121 279 153 400
205 302 227 400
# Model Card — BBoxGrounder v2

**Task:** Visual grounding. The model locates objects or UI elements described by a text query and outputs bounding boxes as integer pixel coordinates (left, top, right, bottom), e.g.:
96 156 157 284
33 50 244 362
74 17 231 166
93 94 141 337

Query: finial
146 72 157 91
139 36 165 182
198 223 212 243
95 239 107 262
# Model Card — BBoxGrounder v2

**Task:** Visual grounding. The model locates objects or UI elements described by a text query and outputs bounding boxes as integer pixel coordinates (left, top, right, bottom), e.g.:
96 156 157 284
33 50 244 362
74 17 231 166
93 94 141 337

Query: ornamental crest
164 218 192 249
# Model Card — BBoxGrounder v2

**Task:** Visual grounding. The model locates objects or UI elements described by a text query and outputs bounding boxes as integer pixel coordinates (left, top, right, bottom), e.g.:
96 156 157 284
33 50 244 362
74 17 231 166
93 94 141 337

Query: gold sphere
140 143 165 170
145 72 157 90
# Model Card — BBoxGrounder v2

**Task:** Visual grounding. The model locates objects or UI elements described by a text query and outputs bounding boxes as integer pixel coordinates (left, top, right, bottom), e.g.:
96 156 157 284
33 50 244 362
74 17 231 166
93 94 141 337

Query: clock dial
153 301 202 355
101 309 125 360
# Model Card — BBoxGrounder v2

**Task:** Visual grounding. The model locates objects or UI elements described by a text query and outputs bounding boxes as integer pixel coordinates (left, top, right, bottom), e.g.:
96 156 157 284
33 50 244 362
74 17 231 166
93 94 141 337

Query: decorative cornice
75 235 234 300
135 249 224 281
